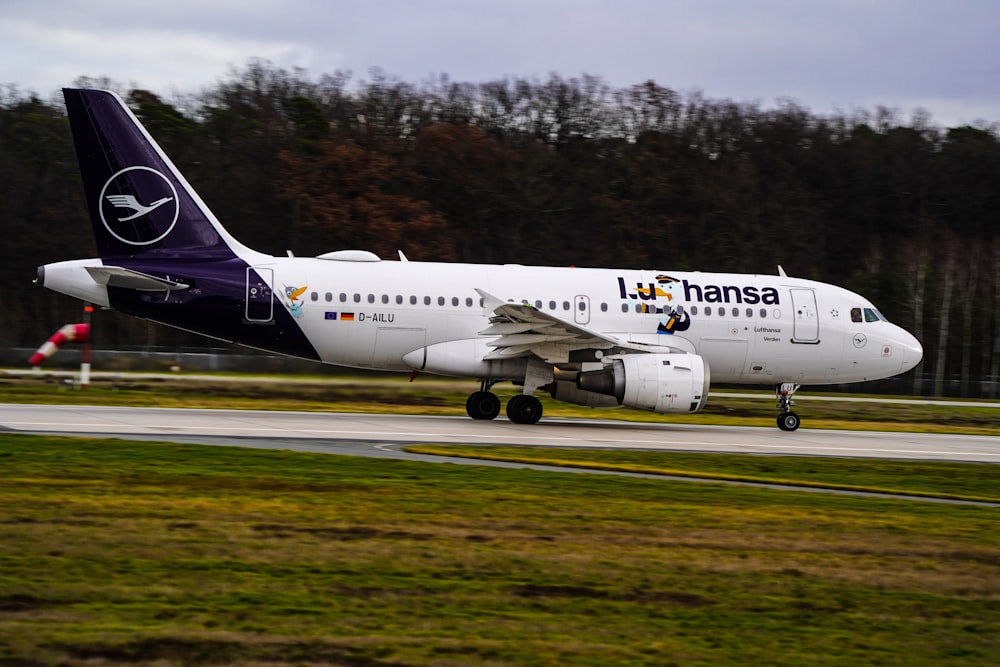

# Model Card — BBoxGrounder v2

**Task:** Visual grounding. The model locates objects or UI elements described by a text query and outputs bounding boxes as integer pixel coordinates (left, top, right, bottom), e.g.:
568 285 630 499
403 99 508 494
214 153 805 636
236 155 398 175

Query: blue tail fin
63 88 248 260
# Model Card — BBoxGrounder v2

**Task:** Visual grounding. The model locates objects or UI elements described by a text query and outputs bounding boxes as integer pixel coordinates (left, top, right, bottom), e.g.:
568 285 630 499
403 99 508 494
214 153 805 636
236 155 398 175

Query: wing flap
479 322 549 336
474 288 622 363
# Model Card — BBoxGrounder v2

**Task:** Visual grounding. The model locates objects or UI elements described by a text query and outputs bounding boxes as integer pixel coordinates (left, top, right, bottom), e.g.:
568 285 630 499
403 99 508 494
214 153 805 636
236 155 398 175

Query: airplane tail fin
63 88 252 261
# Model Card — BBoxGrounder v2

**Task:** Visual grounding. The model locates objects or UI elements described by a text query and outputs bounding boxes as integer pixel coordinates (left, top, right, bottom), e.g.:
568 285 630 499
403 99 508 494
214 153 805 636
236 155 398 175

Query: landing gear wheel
777 411 801 432
466 391 501 420
506 394 543 425
775 383 802 432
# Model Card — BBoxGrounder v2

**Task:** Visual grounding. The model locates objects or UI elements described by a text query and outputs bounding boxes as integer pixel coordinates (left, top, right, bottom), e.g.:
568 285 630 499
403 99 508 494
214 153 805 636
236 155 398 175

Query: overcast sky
2 0 998 127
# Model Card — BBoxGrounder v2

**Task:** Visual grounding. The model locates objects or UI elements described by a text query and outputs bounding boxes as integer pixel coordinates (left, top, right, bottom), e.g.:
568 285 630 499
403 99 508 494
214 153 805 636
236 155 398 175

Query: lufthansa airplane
36 89 923 431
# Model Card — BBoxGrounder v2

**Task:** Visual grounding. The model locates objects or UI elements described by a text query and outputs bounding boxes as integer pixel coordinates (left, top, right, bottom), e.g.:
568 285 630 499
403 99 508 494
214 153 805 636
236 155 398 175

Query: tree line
2 61 998 396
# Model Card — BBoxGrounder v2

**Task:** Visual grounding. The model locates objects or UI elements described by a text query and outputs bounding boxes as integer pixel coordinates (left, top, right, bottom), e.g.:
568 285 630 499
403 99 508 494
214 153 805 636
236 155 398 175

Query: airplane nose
898 330 923 372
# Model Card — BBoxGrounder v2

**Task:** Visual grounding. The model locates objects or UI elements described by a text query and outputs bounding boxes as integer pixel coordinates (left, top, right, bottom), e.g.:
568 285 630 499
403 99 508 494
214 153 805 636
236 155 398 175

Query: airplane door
574 295 590 325
790 288 819 342
246 267 274 322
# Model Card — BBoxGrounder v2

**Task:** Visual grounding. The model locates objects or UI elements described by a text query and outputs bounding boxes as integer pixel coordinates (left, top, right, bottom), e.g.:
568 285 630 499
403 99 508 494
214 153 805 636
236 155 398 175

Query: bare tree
933 238 958 396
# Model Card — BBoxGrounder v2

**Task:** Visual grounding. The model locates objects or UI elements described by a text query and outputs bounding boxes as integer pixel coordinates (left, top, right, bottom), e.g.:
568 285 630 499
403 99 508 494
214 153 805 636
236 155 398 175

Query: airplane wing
475 288 650 364
85 266 189 292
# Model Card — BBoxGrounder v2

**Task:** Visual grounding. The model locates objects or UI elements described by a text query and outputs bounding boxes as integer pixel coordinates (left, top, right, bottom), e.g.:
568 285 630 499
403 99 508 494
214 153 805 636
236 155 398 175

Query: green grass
3 369 1000 435
1 434 999 666
406 445 1000 503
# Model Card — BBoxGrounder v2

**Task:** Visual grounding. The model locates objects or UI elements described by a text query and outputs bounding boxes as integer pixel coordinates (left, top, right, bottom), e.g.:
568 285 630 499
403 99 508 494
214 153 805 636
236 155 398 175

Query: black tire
466 391 501 420
506 394 543 425
777 411 801 431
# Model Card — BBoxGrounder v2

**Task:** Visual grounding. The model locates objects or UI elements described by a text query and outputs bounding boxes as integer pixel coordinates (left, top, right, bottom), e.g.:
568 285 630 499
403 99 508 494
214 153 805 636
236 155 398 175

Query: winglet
474 288 506 316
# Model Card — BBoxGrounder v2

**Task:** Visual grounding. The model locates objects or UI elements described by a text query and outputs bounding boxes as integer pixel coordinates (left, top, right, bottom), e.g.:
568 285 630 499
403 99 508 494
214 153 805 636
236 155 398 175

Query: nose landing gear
776 383 801 431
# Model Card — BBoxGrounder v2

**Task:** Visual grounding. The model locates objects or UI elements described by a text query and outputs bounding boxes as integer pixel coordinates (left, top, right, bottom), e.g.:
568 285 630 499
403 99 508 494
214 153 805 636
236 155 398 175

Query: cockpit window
852 307 887 323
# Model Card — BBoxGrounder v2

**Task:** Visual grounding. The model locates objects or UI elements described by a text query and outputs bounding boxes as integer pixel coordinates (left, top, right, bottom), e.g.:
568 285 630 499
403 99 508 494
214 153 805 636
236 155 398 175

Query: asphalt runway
4 403 999 505
2 403 997 463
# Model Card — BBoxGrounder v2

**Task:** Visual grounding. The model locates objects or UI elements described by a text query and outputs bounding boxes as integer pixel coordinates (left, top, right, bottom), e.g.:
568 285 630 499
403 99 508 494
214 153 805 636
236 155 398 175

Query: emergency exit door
790 288 818 342
245 267 274 322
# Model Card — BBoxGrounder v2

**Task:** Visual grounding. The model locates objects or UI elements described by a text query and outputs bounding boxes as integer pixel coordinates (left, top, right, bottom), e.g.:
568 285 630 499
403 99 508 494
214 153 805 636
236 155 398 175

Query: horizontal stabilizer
85 266 189 291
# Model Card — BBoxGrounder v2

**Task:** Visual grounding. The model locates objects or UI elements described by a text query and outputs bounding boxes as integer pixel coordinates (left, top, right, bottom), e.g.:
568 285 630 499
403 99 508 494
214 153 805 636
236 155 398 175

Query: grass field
406 446 1000 504
1 434 999 666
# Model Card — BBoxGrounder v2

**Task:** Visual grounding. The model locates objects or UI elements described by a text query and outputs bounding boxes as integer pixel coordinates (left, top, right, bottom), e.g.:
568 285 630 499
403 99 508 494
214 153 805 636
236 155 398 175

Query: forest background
1 61 998 397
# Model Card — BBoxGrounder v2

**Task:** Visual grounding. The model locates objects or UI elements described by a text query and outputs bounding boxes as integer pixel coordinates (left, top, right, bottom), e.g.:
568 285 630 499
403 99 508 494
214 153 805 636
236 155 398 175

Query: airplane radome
36 89 923 431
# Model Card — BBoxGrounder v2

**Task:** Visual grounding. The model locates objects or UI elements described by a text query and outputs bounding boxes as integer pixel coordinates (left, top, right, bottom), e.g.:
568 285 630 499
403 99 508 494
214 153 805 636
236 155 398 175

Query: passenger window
368 294 375 304
310 292 318 301
732 307 739 317
396 295 403 304
600 302 608 312
438 296 445 306
339 293 347 302
452 297 459 307
690 306 698 316
424 296 431 305
563 301 571 311
760 308 767 319
534 300 542 308
549 300 556 310
353 293 361 303
578 301 586 311
704 307 712 316
634 304 642 313
466 297 473 307
746 308 753 318
851 308 863 323
325 292 332 302
621 304 629 313
410 295 417 305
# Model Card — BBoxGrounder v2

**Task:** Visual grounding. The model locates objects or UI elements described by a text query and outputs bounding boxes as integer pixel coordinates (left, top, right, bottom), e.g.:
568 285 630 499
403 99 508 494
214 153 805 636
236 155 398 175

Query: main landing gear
465 381 543 425
776 382 801 431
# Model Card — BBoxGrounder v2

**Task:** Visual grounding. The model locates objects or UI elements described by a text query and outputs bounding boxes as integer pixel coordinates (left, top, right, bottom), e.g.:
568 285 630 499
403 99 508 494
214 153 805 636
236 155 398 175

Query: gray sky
2 0 998 127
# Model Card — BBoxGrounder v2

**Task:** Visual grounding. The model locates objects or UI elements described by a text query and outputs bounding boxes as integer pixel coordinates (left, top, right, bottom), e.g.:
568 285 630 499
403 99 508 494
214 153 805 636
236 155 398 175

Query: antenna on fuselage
777 265 788 277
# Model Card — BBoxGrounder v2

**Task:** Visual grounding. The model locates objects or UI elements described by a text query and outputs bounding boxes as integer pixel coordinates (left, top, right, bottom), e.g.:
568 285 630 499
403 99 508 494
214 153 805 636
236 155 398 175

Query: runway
1 403 997 463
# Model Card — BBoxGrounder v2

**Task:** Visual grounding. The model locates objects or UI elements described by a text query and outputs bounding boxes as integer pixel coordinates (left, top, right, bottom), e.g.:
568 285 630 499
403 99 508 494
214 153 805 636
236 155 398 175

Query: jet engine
549 381 622 408
575 353 710 414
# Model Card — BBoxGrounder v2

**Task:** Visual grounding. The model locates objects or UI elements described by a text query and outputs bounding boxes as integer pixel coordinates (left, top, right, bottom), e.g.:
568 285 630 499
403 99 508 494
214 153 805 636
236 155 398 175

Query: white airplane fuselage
43 254 921 386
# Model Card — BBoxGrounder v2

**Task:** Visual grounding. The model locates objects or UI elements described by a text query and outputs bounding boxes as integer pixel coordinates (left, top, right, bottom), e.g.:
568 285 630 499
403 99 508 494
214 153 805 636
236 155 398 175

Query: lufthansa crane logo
99 166 179 246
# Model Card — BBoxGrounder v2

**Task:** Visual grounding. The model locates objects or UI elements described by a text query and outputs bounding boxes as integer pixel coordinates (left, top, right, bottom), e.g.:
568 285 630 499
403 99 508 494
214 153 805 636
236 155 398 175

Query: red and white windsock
28 324 90 366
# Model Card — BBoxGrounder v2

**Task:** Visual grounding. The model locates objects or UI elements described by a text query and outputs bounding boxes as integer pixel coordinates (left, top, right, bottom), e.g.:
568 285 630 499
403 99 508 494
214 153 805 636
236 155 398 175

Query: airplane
35 88 923 431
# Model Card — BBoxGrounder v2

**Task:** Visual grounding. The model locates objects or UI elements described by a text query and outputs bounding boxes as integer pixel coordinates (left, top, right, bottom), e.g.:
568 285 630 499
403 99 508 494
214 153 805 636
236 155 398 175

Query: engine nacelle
577 353 710 414
549 381 622 408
